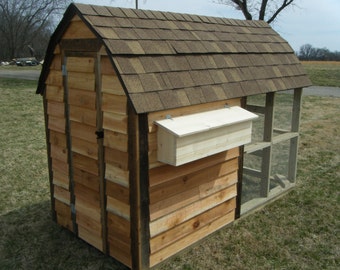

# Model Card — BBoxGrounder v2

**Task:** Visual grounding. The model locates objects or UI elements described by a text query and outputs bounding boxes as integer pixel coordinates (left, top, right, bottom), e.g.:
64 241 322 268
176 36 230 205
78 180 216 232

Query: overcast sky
76 0 340 52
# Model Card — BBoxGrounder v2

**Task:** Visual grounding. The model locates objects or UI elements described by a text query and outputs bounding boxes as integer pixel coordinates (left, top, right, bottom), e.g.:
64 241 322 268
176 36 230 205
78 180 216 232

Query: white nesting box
155 106 258 166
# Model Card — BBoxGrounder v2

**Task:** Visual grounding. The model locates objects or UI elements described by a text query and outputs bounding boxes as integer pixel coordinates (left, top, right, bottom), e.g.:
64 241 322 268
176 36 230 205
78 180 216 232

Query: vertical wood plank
288 88 302 182
129 102 150 269
260 92 275 197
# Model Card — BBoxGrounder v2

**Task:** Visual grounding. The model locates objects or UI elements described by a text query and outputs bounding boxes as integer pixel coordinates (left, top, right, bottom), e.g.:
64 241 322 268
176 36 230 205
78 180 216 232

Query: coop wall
147 98 241 267
44 15 132 267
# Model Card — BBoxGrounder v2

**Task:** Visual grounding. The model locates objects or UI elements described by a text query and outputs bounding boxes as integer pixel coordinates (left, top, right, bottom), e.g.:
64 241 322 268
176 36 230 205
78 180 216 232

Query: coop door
64 55 106 251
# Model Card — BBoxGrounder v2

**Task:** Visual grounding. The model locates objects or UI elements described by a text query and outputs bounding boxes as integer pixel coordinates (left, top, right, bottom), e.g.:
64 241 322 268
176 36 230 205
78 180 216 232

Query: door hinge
96 130 104 139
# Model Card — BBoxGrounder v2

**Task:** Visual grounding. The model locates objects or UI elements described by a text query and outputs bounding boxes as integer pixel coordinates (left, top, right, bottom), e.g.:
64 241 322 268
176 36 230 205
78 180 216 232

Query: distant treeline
297 44 340 61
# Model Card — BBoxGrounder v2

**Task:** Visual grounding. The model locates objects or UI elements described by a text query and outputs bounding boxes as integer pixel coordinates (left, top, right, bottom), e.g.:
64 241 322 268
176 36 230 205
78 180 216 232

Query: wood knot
193 220 200 229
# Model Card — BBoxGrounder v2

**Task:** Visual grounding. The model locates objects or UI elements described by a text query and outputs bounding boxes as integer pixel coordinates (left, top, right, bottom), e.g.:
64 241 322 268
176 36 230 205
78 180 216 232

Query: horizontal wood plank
53 185 70 205
50 144 68 163
47 101 64 118
103 112 128 134
102 74 125 95
150 209 235 267
105 147 129 171
70 121 97 143
107 212 131 240
48 115 65 133
108 239 132 268
68 88 96 109
67 71 95 91
102 93 127 114
71 137 98 160
106 180 129 205
149 184 237 237
52 169 69 190
105 163 129 188
150 198 236 253
46 85 64 102
78 224 103 251
67 57 94 73
107 196 130 220
46 70 63 86
103 130 128 152
73 167 100 192
49 130 67 148
72 152 98 176
69 105 96 126
63 20 96 39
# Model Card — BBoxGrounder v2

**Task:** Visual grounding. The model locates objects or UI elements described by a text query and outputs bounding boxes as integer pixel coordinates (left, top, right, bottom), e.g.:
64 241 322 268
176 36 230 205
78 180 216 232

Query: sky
75 0 340 52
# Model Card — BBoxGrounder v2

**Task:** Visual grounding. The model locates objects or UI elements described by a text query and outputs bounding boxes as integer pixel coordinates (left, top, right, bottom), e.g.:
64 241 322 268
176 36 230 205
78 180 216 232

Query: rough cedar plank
51 159 69 175
73 167 100 192
50 54 62 70
52 169 69 190
101 56 116 75
103 112 128 134
56 213 73 231
106 180 129 205
104 147 129 170
69 105 96 127
107 212 131 239
53 185 70 205
54 199 71 216
102 93 127 114
150 161 238 205
63 20 96 39
150 198 236 254
149 152 239 187
50 144 68 163
71 137 98 160
75 196 101 221
76 211 102 232
46 70 63 86
74 182 101 207
105 163 129 188
47 101 64 117
68 88 96 109
101 74 125 95
46 85 64 102
149 184 237 237
48 115 65 133
106 196 130 220
67 57 95 73
103 130 128 152
150 171 238 221
49 130 67 148
72 152 98 176
149 210 235 267
109 240 132 268
67 71 95 91
148 98 241 133
78 224 103 251
70 121 97 143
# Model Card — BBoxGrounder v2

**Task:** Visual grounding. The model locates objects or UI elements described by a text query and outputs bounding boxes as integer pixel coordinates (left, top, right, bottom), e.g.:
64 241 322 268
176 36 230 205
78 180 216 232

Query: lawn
0 75 339 269
302 61 340 87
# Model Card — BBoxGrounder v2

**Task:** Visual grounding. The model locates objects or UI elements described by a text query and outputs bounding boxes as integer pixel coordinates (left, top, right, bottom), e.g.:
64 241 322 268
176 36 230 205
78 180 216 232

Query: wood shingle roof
37 3 311 113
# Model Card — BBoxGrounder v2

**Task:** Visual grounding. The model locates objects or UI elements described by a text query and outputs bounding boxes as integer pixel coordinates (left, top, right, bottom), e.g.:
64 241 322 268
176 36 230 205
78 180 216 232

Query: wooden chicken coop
36 3 311 269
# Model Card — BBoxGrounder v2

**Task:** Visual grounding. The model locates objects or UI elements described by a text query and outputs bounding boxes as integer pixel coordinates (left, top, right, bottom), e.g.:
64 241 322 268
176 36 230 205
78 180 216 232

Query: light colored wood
67 71 95 91
54 199 71 216
272 132 298 144
244 141 271 154
48 115 65 133
105 163 129 188
46 85 64 102
49 130 66 147
103 112 128 134
68 88 96 109
102 74 125 95
78 224 103 251
46 70 63 86
74 182 101 209
101 56 116 75
70 121 97 143
103 130 128 152
109 240 132 268
72 152 98 176
149 209 235 267
47 101 64 117
150 159 238 204
50 54 62 70
149 184 237 237
52 169 69 190
63 19 96 39
106 180 129 205
76 211 102 232
105 147 129 171
107 196 130 220
51 159 69 175
149 147 239 187
150 198 236 254
71 137 98 160
73 167 100 192
50 144 68 162
107 212 130 239
148 98 241 133
67 57 95 73
69 105 96 126
75 196 101 221
53 185 70 205
102 93 127 114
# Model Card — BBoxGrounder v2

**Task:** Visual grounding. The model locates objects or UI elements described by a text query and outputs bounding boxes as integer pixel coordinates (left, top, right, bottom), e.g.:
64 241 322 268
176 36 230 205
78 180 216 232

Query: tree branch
267 0 294 24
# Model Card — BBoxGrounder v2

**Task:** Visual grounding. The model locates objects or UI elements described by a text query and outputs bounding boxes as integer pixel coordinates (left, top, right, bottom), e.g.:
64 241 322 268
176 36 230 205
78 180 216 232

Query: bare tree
0 0 70 60
215 0 296 24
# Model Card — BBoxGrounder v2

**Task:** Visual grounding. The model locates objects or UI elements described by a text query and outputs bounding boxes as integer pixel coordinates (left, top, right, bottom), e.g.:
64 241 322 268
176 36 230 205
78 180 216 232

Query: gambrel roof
37 3 311 113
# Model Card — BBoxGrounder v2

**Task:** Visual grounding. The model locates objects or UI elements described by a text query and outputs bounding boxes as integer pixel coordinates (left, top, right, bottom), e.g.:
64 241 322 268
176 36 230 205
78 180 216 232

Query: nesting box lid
155 106 258 137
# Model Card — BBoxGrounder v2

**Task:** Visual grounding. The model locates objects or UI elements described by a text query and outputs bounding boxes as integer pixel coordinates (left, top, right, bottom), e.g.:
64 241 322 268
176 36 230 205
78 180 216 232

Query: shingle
139 56 170 73
222 82 245 98
130 93 164 113
114 27 137 39
92 5 111 16
170 41 192 53
86 16 115 27
190 70 214 86
165 56 190 71
134 28 159 40
104 40 133 54
115 57 145 75
209 70 228 84
114 17 134 28
185 87 206 104
140 73 163 92
127 41 145 54
75 4 97 15
139 40 175 54
200 85 218 102
95 27 119 39
121 8 139 18
107 7 126 17
121 74 144 93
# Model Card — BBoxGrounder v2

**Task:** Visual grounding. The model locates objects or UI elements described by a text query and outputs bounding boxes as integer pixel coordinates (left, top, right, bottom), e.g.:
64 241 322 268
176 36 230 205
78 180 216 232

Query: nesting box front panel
147 100 242 266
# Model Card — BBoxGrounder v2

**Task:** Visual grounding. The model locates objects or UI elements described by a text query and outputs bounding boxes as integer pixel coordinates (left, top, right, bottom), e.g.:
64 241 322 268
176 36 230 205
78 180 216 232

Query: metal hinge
96 130 104 139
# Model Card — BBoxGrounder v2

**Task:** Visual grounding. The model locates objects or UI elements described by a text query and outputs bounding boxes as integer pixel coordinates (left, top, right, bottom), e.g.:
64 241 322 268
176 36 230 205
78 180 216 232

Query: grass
1 76 339 269
302 61 340 87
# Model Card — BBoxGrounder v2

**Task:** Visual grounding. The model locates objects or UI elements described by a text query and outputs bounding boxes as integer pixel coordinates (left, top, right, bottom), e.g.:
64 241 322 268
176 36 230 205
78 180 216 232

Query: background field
0 62 339 269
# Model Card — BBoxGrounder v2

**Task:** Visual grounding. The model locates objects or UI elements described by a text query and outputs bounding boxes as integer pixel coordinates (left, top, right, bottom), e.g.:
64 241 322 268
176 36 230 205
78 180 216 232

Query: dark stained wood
61 39 102 52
